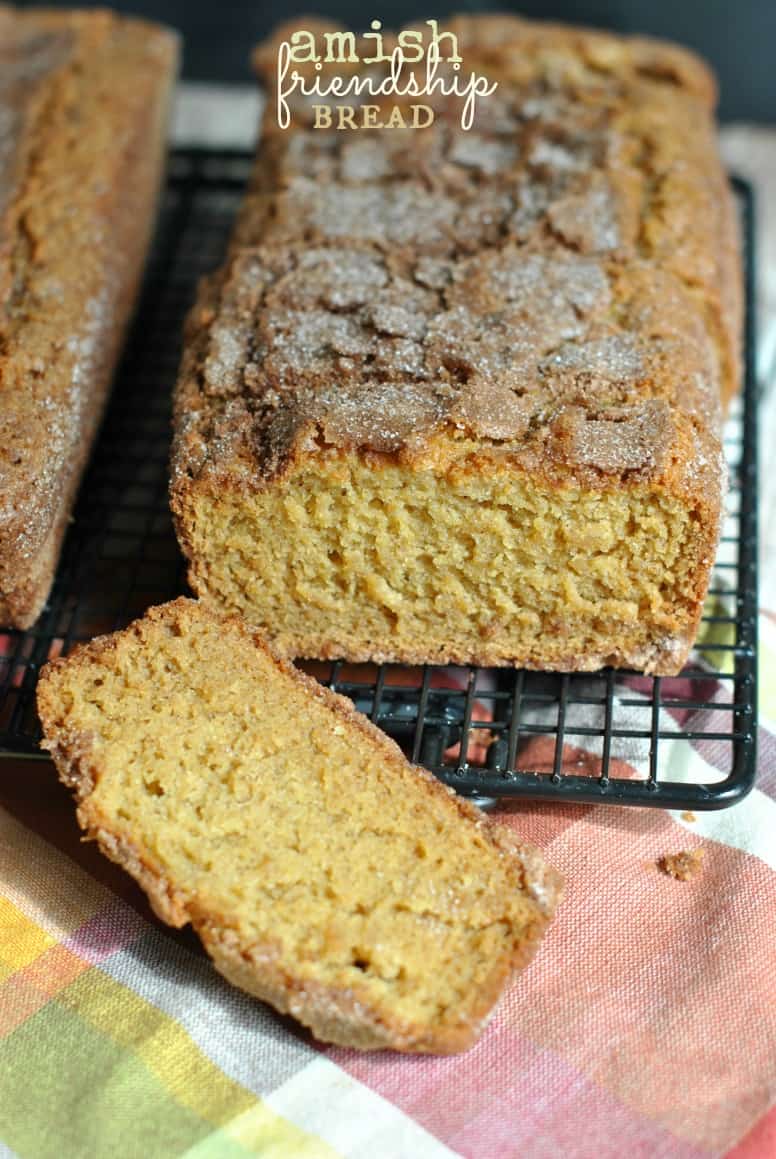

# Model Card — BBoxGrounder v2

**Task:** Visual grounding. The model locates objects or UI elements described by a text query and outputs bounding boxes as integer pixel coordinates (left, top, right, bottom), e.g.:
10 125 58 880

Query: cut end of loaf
37 597 563 1053
174 455 715 675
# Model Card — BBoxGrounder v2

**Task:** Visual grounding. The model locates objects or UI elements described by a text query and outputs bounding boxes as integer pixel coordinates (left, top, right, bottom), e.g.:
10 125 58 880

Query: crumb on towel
658 848 705 880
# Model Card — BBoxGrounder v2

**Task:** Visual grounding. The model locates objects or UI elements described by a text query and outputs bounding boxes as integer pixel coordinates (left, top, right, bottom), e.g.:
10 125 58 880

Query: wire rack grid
0 150 759 810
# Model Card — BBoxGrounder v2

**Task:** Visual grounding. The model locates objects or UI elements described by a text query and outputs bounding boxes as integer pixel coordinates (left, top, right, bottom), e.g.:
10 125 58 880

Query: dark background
17 0 776 121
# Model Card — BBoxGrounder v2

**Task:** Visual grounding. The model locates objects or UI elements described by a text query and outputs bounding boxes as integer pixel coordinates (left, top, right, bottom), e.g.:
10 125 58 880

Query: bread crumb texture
37 598 563 1053
180 458 710 671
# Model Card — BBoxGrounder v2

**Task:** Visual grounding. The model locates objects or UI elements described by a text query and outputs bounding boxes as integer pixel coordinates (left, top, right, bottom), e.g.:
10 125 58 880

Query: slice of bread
37 598 562 1053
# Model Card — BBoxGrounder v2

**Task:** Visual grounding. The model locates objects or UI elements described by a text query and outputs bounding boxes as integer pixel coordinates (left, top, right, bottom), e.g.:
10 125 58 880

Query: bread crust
0 7 179 628
37 597 563 1054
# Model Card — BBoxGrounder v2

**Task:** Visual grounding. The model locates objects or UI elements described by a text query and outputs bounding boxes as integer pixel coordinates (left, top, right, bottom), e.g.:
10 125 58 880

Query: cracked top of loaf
173 13 740 504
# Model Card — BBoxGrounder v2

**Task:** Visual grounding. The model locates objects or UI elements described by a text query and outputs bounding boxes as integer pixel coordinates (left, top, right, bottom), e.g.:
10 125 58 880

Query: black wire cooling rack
0 150 759 810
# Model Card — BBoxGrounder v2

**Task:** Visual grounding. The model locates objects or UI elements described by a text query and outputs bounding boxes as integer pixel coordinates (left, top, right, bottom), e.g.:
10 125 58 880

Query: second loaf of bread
171 15 740 675
0 6 178 629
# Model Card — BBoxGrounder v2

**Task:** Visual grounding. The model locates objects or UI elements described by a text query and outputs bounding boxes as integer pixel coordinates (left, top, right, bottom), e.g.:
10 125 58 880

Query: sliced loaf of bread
37 598 562 1053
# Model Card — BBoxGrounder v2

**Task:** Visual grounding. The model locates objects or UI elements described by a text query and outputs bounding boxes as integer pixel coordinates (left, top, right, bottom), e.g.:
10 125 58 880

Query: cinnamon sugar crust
171 14 741 675
0 7 178 628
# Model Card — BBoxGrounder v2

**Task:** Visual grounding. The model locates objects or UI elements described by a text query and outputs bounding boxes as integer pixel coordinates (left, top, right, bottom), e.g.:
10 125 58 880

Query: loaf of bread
37 597 562 1053
0 7 178 629
171 15 740 675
